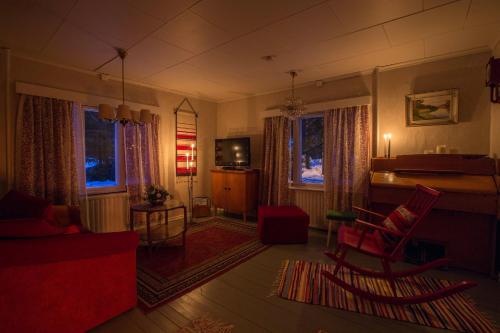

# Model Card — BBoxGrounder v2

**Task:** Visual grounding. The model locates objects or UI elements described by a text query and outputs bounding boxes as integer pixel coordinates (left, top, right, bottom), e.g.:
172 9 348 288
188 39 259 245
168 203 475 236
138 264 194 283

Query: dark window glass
84 110 117 188
300 116 324 184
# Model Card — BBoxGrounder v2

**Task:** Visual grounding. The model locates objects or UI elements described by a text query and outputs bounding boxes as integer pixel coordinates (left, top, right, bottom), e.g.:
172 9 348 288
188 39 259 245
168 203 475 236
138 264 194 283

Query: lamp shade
116 104 132 121
98 104 115 120
140 109 152 123
131 110 141 123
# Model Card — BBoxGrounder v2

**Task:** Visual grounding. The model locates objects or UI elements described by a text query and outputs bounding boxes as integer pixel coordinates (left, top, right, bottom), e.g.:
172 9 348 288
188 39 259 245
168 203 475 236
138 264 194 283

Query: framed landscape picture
405 89 458 126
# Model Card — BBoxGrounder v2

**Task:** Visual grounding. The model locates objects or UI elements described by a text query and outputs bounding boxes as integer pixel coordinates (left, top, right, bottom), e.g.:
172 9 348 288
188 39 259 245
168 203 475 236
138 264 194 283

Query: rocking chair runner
322 184 478 305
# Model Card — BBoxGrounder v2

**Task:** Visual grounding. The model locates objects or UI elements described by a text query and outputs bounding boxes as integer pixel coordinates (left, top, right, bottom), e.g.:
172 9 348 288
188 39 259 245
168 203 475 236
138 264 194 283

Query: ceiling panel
35 0 78 17
1 0 498 102
275 26 391 72
126 0 197 22
101 36 193 80
147 63 209 86
249 3 346 53
186 49 281 79
384 0 469 45
146 63 240 100
41 22 116 70
329 0 422 32
190 0 325 36
0 1 63 53
465 0 500 27
425 23 500 57
67 0 163 49
154 11 233 53
423 0 457 10
302 40 425 82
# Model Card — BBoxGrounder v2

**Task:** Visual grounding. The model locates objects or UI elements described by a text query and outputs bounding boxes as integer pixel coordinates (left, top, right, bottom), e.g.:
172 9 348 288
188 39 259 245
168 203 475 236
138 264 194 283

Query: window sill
289 184 324 192
86 188 127 196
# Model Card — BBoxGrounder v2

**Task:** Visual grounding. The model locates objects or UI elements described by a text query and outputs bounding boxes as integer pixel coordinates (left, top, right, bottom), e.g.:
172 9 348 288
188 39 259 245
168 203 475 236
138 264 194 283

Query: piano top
371 171 497 195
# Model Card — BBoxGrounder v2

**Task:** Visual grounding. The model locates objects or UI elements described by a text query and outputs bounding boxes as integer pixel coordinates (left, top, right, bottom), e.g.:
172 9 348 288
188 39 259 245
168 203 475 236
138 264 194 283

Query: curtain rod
15 81 161 111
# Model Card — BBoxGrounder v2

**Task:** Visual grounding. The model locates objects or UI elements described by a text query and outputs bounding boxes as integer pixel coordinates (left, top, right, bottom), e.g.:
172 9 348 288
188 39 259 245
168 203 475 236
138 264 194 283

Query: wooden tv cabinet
211 169 259 222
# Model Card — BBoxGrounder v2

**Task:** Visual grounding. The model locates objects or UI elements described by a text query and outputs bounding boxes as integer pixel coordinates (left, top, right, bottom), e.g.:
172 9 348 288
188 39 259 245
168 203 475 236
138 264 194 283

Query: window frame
83 106 126 195
291 112 325 189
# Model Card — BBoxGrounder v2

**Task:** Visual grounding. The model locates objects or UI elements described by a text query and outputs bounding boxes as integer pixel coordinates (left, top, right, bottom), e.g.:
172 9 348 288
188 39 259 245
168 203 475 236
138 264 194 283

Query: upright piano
370 154 499 276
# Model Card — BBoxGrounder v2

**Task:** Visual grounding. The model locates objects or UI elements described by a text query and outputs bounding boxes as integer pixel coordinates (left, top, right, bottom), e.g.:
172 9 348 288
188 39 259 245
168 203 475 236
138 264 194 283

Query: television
215 137 251 167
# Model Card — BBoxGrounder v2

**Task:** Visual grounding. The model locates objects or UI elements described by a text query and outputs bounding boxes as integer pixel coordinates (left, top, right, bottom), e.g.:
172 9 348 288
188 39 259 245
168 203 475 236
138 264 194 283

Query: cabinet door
211 172 226 209
225 173 246 213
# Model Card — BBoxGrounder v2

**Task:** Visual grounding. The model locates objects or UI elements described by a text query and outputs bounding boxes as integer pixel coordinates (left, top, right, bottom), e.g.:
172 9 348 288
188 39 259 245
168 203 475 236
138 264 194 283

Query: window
84 108 125 193
293 114 324 185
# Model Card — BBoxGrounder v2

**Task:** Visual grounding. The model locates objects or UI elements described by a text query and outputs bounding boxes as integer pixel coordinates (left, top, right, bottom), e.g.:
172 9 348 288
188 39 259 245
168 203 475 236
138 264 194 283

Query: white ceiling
1 0 499 102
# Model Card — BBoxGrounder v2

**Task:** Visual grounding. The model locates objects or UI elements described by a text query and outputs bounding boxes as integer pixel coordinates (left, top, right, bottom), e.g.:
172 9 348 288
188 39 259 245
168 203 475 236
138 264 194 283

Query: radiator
81 192 130 232
291 188 327 230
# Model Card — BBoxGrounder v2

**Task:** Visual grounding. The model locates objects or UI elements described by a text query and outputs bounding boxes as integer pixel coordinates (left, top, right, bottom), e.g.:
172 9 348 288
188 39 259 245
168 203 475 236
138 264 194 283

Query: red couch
0 191 139 333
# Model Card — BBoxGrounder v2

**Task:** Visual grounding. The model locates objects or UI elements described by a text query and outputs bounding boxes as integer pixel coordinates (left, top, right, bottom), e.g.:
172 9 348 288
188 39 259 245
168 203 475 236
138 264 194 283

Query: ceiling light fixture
98 48 152 125
280 70 306 119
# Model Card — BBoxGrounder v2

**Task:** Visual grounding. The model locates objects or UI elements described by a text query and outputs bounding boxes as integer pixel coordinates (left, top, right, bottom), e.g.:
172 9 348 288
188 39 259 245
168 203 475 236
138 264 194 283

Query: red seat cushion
338 225 387 257
258 206 309 244
0 190 53 221
0 218 64 238
374 205 417 250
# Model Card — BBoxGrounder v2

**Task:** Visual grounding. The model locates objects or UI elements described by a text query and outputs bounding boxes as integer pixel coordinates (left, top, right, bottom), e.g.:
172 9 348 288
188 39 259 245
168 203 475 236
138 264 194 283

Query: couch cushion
0 218 64 238
0 190 53 221
374 205 417 250
52 205 81 227
63 224 82 234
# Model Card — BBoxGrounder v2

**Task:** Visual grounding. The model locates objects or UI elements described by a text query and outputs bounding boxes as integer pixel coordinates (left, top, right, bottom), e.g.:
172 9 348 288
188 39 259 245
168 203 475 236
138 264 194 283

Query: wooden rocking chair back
388 184 442 260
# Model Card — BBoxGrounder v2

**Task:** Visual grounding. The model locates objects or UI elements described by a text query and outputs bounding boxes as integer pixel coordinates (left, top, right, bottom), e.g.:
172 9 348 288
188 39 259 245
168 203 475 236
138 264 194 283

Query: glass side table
130 200 187 254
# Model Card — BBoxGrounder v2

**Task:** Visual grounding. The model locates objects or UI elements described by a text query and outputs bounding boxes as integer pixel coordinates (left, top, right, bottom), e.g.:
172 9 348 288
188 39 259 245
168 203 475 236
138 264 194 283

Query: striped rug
274 260 497 333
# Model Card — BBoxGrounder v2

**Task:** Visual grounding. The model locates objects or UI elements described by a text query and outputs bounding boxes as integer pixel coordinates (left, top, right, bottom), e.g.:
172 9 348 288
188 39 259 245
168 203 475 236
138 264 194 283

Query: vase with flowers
145 185 169 206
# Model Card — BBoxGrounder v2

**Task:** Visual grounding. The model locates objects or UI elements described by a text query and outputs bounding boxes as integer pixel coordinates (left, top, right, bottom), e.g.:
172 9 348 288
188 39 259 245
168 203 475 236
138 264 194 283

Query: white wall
217 74 372 168
0 56 218 204
218 51 493 165
378 52 491 156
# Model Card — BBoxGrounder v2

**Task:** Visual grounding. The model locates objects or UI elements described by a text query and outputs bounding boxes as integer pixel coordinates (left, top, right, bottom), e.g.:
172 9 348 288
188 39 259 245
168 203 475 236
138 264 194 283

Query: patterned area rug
274 260 497 333
137 218 269 310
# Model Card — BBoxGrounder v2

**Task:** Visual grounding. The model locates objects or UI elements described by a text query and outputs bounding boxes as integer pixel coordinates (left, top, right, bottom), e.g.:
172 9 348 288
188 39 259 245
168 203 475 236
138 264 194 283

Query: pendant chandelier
98 48 152 125
280 70 306 119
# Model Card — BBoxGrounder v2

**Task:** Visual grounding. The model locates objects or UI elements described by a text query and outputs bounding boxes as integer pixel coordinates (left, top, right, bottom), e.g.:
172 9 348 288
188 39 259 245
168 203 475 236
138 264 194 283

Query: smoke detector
261 55 276 62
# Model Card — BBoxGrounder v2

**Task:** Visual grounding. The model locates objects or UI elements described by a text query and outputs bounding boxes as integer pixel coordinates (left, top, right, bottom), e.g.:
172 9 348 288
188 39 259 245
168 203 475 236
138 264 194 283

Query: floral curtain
124 114 160 204
260 116 291 206
15 94 80 205
323 105 371 211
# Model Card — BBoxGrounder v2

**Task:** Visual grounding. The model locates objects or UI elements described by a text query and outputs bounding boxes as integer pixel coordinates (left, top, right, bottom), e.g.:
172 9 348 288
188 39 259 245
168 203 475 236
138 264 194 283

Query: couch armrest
0 231 139 268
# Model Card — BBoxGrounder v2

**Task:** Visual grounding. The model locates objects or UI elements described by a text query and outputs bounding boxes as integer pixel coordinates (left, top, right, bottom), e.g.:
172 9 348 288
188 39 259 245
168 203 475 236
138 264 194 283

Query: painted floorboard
90 227 500 333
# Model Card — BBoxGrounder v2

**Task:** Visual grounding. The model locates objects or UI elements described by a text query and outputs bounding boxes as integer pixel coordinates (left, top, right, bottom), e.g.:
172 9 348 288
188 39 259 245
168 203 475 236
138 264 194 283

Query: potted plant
144 185 169 206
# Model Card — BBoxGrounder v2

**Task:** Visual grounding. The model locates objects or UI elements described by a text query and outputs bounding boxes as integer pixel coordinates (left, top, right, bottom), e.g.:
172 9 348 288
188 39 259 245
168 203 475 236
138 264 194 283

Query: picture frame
405 89 459 126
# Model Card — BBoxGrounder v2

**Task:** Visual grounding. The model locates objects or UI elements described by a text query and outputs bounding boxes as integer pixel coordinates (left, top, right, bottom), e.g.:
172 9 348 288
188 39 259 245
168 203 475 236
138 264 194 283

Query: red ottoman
258 206 309 244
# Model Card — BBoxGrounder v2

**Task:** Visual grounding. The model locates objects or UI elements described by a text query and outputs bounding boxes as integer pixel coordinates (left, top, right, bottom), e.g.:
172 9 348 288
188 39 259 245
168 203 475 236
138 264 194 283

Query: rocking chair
322 184 477 305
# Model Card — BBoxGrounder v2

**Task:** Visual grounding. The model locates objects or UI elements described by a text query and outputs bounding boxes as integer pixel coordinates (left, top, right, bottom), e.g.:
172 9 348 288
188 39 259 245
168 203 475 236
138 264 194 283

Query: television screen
215 137 251 167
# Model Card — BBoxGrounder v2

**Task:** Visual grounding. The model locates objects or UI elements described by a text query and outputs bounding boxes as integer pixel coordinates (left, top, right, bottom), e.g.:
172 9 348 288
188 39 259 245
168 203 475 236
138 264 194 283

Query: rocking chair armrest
354 219 405 237
352 206 386 220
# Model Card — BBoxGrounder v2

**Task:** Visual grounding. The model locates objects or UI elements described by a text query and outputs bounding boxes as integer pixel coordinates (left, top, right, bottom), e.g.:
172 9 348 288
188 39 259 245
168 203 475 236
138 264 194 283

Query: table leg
129 209 134 231
327 220 332 247
146 212 152 255
183 206 187 247
243 212 247 223
164 210 169 239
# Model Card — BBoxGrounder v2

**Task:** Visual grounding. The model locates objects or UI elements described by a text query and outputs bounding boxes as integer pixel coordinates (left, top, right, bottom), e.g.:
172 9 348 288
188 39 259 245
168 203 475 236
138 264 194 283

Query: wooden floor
90 221 500 333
